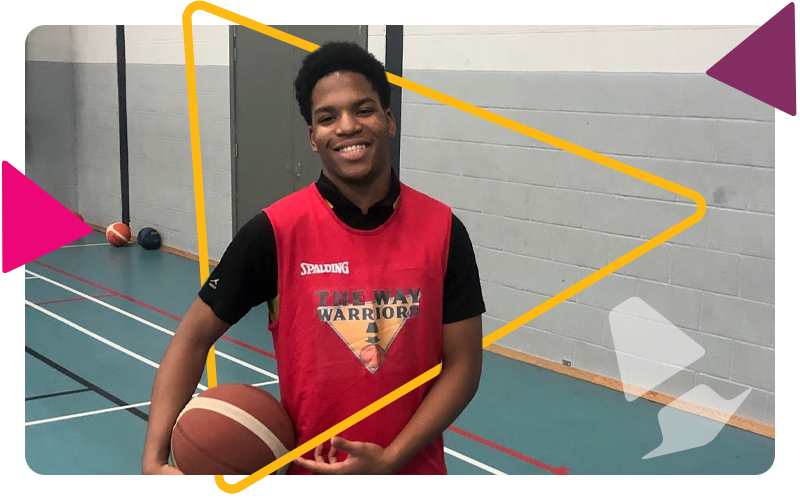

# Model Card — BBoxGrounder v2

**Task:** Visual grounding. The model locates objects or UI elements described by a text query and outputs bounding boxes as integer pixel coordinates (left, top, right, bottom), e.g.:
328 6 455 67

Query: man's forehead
311 72 378 105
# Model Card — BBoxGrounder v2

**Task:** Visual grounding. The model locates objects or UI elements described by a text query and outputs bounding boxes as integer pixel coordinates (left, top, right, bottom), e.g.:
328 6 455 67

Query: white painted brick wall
367 25 385 65
706 208 774 259
403 26 755 72
699 292 774 347
730 342 774 391
747 168 775 214
669 245 740 295
26 26 71 62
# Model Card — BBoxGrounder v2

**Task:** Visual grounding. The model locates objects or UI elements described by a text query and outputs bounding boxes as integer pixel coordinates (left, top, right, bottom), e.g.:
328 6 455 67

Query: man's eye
318 116 334 124
357 108 374 115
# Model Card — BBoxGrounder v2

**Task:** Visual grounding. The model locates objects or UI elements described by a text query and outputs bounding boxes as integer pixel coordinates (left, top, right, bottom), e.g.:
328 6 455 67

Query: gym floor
24 230 775 475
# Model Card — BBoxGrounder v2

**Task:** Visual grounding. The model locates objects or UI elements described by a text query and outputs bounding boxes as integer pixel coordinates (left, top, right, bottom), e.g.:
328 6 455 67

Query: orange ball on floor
106 222 130 247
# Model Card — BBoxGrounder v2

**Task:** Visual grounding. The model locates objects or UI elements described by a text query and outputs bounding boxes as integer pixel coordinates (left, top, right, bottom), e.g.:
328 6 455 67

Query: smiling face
308 71 395 187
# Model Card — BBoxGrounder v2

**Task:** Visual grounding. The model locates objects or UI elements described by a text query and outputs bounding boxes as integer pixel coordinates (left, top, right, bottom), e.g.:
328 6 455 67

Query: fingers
159 464 184 475
313 442 339 464
331 436 358 454
294 456 348 474
328 443 338 464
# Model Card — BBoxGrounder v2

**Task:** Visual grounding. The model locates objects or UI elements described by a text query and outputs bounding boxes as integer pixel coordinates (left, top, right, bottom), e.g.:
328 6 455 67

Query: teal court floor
24 230 775 475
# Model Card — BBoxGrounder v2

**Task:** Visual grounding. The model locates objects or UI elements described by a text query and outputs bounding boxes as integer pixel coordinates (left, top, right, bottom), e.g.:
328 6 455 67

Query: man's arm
295 314 483 474
383 314 483 470
141 298 231 474
142 213 276 474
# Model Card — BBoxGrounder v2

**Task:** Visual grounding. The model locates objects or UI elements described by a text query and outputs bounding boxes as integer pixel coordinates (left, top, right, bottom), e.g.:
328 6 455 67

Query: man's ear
308 126 318 152
385 108 397 138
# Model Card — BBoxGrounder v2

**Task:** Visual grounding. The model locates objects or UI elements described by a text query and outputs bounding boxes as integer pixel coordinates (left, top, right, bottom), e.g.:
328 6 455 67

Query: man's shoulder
263 184 320 221
267 184 318 209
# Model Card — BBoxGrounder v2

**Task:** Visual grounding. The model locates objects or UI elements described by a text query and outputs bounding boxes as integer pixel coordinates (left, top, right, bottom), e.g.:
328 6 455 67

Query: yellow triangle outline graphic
181 2 707 491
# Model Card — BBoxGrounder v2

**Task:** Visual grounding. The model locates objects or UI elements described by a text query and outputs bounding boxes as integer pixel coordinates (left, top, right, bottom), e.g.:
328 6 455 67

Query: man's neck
323 167 392 214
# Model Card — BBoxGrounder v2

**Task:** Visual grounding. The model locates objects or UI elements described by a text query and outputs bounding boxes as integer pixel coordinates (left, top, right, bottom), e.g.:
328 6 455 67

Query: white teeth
340 144 367 153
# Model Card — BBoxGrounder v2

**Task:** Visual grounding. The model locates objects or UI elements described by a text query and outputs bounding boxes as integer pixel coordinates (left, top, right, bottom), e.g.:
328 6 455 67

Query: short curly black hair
294 41 391 126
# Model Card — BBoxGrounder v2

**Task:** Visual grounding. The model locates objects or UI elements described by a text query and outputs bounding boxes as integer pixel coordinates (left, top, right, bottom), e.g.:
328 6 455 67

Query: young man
142 41 485 475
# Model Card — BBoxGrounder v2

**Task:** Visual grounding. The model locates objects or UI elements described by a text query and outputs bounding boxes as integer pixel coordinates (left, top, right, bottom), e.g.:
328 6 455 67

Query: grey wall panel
404 69 775 424
73 63 121 227
25 61 78 210
125 63 231 261
402 71 774 121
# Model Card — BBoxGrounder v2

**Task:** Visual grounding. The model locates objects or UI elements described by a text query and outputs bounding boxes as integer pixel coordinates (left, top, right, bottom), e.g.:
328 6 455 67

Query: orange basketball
106 223 130 247
171 384 296 475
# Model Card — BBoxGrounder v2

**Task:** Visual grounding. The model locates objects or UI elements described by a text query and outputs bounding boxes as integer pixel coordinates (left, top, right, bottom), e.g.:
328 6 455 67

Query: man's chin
333 166 379 186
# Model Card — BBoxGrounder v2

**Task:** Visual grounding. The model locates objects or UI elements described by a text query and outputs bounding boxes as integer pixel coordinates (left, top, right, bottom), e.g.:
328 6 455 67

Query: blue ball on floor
137 227 162 250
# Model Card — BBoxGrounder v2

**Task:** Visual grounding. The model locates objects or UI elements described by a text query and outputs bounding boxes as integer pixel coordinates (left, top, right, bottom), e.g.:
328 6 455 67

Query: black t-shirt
199 171 485 326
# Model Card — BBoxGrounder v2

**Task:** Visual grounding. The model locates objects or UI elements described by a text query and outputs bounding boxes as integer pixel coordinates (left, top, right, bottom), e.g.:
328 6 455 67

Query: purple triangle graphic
707 3 796 116
2 161 93 273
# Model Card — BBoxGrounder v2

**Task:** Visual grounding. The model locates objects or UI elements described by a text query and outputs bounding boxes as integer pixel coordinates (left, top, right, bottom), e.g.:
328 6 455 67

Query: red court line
26 293 115 308
31 259 569 474
31 260 276 360
448 425 570 475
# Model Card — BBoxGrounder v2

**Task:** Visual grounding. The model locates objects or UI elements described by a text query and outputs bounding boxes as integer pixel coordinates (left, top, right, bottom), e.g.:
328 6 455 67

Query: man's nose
337 112 361 134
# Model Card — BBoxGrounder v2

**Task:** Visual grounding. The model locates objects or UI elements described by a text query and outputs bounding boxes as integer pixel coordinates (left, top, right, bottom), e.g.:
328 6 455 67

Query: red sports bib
264 182 452 474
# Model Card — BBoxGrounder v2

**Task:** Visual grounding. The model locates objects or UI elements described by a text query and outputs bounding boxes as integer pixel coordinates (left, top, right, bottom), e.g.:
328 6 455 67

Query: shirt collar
315 169 400 216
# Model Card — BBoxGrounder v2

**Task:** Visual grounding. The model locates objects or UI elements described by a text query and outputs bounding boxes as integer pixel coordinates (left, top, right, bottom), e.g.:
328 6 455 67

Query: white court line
444 447 506 475
25 401 153 427
25 276 40 280
61 243 119 248
26 300 208 391
25 269 278 381
24 394 506 474
25 271 504 474
25 381 282 427
253 380 280 387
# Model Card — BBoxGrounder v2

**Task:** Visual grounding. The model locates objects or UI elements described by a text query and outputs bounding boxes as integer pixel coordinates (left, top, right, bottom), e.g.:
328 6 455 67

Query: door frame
229 25 373 235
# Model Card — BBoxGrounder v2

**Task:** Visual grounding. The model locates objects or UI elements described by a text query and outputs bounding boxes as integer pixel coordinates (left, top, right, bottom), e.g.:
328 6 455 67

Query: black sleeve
198 212 277 325
443 213 486 324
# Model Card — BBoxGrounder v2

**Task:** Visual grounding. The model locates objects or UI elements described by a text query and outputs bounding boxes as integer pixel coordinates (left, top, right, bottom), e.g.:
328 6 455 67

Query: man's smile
334 141 372 161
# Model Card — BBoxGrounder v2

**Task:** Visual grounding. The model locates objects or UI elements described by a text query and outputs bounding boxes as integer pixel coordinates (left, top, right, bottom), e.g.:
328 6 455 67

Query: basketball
359 344 385 372
171 384 296 475
137 227 162 250
106 223 130 247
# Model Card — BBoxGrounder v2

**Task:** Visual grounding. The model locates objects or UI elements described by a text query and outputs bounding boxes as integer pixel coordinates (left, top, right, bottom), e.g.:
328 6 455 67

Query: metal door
231 25 367 233
289 25 367 190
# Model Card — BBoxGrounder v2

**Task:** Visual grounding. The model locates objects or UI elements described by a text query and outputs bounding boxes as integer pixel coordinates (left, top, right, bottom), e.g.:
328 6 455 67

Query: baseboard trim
485 344 775 439
86 223 220 267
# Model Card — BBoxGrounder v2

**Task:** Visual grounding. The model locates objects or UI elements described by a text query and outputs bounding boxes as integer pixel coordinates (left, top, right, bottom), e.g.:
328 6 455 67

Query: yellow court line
181 1 706 492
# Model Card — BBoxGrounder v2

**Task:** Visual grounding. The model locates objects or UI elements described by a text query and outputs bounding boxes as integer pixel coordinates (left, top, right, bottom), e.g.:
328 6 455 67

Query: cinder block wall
124 26 232 261
26 26 233 261
398 26 774 426
25 26 79 212
69 26 123 232
368 25 386 64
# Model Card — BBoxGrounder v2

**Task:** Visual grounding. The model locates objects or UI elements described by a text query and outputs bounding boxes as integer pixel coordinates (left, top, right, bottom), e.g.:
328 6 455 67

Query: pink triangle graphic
2 161 93 273
707 2 796 116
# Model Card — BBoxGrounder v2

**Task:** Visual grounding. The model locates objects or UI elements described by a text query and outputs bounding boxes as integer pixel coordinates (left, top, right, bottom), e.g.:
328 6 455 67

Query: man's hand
142 462 184 475
293 436 397 475
141 298 231 478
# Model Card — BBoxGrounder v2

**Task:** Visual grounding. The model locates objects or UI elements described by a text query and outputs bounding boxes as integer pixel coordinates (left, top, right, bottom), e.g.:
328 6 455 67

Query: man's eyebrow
313 97 379 115
352 97 378 107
